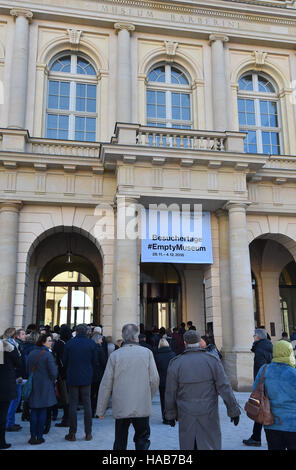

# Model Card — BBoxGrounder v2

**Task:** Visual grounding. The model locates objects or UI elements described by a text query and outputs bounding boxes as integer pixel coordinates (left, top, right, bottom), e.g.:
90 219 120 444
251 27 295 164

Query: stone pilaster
225 202 254 391
8 8 33 129
209 34 229 131
0 201 22 333
114 22 135 123
112 195 139 340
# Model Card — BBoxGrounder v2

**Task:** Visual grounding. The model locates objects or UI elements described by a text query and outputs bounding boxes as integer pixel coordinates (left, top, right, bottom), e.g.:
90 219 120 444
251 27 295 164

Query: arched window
46 54 97 141
238 72 281 155
146 63 192 129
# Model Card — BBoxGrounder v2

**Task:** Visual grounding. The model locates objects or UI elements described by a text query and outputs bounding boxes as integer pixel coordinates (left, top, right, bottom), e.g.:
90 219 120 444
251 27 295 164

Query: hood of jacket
0 339 14 353
272 340 295 368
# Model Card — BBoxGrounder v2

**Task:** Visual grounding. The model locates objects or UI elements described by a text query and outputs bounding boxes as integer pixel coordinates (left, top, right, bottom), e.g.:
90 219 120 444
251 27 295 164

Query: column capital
215 208 228 219
209 33 229 44
114 22 135 34
10 8 33 22
224 201 251 212
0 200 22 214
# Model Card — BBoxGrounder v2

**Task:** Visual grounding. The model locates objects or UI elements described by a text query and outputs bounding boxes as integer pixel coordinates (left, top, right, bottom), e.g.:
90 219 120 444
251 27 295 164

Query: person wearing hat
165 329 241 450
252 340 296 450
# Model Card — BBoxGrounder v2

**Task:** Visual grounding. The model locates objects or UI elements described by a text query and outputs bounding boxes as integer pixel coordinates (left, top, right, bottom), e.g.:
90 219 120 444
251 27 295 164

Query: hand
99 416 104 420
168 419 176 427
231 416 240 426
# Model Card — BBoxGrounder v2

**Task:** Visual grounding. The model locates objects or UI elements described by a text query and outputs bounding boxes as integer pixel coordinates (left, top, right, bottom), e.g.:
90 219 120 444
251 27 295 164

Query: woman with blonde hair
155 338 176 424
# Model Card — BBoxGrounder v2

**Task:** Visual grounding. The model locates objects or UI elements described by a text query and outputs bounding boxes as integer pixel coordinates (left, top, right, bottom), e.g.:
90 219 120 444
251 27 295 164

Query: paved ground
5 392 267 451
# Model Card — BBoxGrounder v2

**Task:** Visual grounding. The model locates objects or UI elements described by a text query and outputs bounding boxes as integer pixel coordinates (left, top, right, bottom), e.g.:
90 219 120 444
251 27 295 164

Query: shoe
242 438 261 447
6 425 22 432
55 421 69 427
28 437 38 445
0 443 11 449
85 434 92 441
37 438 45 444
65 432 76 442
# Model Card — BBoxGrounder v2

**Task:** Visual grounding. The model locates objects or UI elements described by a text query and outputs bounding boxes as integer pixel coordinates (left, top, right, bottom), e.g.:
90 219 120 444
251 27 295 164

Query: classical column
0 202 22 333
226 202 254 351
114 22 135 123
8 8 33 129
216 209 233 352
112 195 139 340
209 34 229 131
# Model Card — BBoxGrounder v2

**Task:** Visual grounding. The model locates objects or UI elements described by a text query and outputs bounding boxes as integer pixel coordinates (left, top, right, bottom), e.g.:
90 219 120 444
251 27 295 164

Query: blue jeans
6 383 22 427
30 408 47 440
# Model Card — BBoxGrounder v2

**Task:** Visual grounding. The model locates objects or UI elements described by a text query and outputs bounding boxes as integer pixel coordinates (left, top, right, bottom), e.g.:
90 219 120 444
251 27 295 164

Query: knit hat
183 330 201 344
272 340 295 368
93 326 102 334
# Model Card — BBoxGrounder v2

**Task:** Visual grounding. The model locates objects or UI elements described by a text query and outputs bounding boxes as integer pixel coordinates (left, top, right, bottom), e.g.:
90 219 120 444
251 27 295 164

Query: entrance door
140 263 181 329
37 268 99 328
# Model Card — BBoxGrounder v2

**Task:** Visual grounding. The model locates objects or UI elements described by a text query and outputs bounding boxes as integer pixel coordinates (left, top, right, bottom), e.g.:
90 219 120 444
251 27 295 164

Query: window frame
237 71 282 155
146 63 193 129
46 53 98 142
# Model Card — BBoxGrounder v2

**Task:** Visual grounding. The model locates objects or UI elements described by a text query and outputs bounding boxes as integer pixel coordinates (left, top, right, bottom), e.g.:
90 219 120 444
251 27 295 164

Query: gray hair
76 324 88 336
122 324 139 343
254 328 267 340
26 331 40 344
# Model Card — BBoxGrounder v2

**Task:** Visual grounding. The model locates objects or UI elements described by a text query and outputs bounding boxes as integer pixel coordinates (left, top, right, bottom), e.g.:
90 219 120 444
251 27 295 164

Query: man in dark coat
155 339 176 424
91 334 107 417
165 330 240 450
0 339 22 449
243 328 273 447
63 323 98 442
52 324 72 427
171 328 185 355
138 334 153 351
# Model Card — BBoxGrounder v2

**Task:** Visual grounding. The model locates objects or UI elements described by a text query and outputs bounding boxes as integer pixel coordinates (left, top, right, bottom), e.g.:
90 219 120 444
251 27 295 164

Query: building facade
1 0 296 389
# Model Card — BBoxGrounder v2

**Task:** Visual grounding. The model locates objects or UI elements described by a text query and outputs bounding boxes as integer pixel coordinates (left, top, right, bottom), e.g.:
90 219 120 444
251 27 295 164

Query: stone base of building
222 350 253 392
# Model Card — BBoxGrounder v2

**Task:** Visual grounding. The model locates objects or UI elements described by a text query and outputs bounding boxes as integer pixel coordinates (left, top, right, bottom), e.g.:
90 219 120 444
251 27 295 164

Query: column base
222 350 253 392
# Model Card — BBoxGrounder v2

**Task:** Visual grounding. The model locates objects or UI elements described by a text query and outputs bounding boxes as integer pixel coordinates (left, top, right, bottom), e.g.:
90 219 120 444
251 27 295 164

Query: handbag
244 364 274 425
22 349 46 401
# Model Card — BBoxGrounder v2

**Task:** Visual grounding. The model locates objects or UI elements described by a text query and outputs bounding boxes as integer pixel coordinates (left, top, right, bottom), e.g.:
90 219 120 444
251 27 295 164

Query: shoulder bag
22 349 46 401
244 364 274 426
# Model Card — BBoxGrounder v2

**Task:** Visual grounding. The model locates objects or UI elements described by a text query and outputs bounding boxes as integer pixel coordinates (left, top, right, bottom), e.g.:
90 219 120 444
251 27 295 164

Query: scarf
272 340 295 368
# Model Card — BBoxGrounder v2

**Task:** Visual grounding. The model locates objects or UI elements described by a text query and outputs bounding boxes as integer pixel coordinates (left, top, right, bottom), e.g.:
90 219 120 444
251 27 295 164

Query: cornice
99 0 296 25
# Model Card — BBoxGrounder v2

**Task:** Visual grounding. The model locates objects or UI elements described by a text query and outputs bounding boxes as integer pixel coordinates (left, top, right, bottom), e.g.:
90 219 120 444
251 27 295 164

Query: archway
25 228 102 328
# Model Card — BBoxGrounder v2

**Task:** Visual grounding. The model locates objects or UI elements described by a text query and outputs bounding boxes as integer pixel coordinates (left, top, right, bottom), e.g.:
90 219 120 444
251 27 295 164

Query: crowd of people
0 321 295 450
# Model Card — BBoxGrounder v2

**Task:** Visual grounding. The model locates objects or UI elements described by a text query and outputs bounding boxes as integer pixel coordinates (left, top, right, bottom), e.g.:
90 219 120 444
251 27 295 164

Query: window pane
157 92 166 105
171 67 189 85
147 104 156 118
50 56 71 73
172 107 180 120
77 57 96 75
76 117 84 131
86 99 96 113
47 114 57 128
148 66 165 82
238 75 253 91
87 85 97 99
48 95 59 109
258 76 275 93
86 118 96 132
76 98 85 112
182 94 190 107
147 90 155 104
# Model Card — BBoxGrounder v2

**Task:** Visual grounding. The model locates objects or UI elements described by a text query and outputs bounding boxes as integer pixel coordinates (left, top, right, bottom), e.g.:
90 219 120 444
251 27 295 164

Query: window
146 63 192 129
238 72 281 155
46 54 97 141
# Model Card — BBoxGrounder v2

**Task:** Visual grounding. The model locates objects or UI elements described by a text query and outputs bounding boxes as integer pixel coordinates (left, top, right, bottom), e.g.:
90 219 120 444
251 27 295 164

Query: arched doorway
280 261 296 336
25 229 102 329
37 254 100 328
140 263 181 329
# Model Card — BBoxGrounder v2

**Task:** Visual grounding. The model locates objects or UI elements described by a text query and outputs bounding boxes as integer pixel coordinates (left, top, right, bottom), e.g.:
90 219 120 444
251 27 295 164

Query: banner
141 208 213 264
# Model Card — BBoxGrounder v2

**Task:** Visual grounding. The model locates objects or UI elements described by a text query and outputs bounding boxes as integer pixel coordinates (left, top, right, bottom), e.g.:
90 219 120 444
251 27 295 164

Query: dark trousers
251 421 262 442
68 385 92 435
0 401 10 446
113 417 150 450
159 387 165 420
265 429 296 450
30 408 47 440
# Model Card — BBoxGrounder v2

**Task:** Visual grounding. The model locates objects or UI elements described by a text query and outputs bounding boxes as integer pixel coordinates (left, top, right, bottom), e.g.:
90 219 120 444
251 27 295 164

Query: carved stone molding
209 33 229 44
10 8 33 22
114 22 135 34
164 41 178 58
252 50 268 67
67 28 83 46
